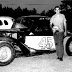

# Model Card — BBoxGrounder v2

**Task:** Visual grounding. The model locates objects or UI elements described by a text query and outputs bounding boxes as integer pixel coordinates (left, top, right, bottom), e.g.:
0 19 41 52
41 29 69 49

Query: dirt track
0 53 72 72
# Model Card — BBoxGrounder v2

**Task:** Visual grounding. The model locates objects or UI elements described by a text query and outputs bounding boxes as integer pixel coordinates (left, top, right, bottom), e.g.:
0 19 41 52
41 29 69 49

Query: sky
0 0 63 13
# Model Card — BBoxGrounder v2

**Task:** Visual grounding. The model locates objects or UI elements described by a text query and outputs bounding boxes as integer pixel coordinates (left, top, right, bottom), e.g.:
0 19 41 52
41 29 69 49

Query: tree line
0 0 71 19
0 4 55 18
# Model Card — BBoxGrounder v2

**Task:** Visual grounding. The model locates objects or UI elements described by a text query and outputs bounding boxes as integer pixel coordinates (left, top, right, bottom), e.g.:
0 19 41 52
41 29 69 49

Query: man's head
54 6 61 14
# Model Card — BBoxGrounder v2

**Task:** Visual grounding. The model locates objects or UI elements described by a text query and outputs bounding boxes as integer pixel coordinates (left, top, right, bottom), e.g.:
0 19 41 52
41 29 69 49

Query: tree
29 8 38 15
0 4 3 16
40 10 46 16
60 0 72 31
14 6 23 18
22 8 30 16
46 9 54 17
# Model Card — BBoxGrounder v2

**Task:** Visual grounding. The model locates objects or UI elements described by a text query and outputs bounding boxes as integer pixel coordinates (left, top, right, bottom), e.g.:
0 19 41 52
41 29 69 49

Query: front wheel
0 42 15 66
66 37 72 56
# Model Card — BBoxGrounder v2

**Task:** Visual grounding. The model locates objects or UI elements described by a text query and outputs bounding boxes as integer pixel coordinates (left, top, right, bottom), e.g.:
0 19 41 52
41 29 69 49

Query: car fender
0 37 30 55
63 36 71 55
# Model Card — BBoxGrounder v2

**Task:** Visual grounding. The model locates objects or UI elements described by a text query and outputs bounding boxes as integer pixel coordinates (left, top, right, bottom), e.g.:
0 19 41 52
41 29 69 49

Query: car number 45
38 37 53 49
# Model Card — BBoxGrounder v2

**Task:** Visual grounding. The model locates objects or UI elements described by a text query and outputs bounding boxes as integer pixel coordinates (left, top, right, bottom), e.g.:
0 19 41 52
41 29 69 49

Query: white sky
0 0 62 13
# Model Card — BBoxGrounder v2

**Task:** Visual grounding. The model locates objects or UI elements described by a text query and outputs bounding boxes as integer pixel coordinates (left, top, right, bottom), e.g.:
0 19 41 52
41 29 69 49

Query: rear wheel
66 37 72 56
0 42 15 66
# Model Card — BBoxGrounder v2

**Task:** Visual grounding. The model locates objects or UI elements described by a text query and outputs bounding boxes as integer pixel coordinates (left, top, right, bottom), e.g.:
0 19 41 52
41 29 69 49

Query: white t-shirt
50 13 66 32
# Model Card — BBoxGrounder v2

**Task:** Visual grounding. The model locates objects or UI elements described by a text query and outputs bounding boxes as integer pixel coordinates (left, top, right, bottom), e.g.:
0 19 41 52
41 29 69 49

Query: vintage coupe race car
0 15 72 66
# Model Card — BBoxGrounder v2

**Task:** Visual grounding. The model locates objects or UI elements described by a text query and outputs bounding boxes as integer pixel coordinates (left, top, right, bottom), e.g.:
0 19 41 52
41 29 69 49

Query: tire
0 42 15 66
66 37 72 56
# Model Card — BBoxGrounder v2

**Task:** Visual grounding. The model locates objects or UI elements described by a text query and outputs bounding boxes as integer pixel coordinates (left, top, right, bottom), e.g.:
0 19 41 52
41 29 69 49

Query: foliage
0 4 56 18
60 0 72 31
0 4 39 18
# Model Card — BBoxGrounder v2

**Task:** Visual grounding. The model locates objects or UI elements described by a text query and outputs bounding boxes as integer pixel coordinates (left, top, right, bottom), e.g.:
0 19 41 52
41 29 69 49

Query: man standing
50 6 67 61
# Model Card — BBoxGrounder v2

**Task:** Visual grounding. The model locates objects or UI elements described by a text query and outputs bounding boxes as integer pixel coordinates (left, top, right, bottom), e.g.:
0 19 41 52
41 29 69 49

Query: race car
14 15 70 53
0 15 72 66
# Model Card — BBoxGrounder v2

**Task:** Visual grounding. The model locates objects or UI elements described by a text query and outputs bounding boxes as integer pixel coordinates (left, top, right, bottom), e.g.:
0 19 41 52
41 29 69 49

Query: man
50 6 67 61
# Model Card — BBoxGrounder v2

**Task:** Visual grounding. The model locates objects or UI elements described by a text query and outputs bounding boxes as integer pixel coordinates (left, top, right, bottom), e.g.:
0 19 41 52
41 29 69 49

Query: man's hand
64 31 67 37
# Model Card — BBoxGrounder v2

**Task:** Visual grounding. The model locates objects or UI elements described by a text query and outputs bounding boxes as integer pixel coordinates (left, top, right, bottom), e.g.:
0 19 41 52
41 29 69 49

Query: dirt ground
0 52 72 72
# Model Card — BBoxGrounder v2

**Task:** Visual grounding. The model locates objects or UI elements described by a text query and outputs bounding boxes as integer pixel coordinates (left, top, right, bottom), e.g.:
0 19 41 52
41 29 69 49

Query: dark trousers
54 31 64 58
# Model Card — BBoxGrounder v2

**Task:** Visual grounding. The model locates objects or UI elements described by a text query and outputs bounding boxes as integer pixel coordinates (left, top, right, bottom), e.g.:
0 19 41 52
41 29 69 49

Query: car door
25 18 56 50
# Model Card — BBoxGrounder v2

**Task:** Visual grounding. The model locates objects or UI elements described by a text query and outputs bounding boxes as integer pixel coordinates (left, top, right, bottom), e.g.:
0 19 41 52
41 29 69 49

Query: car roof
0 16 14 29
0 16 14 20
21 15 47 17
17 15 50 20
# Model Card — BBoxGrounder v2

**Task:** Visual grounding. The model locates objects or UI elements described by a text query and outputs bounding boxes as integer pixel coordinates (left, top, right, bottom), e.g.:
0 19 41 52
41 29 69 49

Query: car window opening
4 20 8 25
0 20 2 25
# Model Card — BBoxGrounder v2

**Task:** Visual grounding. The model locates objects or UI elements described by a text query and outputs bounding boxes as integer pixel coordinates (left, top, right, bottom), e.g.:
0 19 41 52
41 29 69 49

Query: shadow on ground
16 50 56 58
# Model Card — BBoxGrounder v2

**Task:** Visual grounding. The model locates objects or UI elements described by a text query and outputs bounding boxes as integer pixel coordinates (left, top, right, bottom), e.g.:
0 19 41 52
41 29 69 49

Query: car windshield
15 16 52 35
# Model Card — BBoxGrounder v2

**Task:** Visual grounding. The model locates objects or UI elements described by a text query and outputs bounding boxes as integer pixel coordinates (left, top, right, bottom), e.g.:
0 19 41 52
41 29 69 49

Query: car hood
12 23 28 29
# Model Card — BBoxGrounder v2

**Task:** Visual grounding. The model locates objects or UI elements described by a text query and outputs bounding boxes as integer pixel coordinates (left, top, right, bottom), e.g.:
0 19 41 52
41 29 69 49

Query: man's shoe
59 58 63 61
57 57 59 59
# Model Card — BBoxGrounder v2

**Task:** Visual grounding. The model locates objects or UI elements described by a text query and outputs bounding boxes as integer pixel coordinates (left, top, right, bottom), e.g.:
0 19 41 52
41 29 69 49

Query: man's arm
50 17 53 28
63 15 67 36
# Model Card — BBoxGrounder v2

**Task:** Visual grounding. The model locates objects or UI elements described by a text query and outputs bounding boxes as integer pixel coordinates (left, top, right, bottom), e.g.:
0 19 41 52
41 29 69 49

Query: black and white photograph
0 0 72 72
